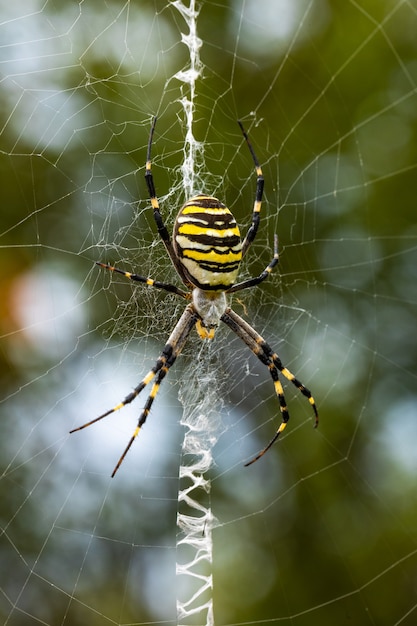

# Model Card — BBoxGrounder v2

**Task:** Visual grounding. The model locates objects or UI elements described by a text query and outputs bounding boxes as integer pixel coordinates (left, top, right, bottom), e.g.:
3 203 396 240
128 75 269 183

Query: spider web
1 1 417 625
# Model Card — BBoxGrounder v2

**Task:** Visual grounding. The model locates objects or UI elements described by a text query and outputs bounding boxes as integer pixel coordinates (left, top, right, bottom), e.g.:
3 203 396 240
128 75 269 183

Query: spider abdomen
173 194 242 290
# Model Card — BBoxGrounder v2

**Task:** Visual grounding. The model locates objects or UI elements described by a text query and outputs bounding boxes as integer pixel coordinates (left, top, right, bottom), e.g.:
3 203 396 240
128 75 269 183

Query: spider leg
96 262 189 298
110 347 177 477
144 117 191 286
221 307 318 466
70 304 198 476
226 234 279 294
238 121 264 259
69 348 173 432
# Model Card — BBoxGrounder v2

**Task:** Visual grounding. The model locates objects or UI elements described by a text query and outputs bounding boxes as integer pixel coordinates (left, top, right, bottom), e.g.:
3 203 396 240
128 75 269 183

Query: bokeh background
1 1 417 625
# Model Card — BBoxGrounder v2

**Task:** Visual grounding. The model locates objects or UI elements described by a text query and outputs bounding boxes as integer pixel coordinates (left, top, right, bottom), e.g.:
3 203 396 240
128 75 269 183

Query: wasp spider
71 118 318 476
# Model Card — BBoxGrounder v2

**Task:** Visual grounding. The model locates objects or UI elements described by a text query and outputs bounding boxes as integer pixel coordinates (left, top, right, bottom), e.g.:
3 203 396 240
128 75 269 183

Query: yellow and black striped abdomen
173 195 242 290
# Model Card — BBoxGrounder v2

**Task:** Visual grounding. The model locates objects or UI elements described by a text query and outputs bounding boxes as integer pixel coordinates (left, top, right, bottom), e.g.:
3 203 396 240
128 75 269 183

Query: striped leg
221 307 318 466
238 121 264 258
96 262 188 298
70 305 198 476
110 348 176 477
144 117 190 286
226 234 279 294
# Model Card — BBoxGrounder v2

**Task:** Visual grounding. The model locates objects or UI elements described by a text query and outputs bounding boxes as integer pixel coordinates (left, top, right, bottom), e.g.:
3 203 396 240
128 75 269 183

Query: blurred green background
1 1 417 625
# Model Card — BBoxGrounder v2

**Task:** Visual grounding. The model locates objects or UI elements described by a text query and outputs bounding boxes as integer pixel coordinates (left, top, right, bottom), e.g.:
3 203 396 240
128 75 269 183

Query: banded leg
226 234 279 294
221 307 318 466
110 347 177 477
238 121 264 258
96 262 189 298
70 304 198 476
144 117 190 286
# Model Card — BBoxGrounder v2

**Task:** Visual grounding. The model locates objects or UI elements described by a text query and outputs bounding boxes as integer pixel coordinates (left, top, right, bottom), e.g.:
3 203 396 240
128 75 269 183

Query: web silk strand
170 3 216 626
176 345 221 626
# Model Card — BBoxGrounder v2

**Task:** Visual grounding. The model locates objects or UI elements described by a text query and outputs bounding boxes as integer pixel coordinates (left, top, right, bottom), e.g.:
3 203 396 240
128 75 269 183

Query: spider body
70 118 318 476
173 195 242 290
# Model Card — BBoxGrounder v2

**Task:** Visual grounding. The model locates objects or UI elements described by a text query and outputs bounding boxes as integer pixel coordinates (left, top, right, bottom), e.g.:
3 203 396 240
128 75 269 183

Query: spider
70 118 318 477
